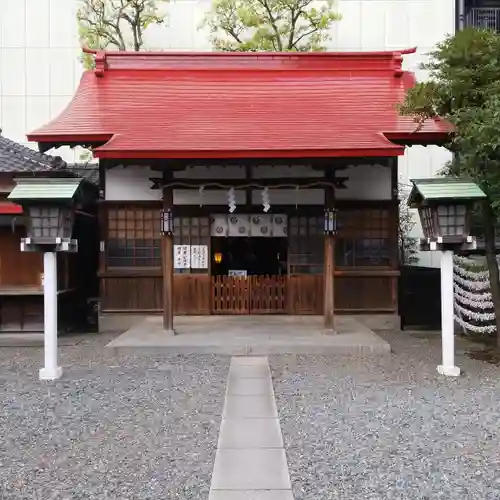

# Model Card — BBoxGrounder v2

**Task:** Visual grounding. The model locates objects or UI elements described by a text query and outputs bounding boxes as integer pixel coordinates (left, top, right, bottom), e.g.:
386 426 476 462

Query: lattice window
437 205 466 236
421 207 435 238
336 209 391 267
288 216 324 274
173 216 210 274
107 207 161 267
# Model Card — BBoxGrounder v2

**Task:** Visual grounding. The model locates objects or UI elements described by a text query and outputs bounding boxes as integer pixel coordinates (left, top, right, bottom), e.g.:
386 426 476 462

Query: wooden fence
211 275 287 314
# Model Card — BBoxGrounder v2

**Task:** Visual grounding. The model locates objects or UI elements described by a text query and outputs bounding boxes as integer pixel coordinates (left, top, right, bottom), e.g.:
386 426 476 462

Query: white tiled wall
0 0 456 265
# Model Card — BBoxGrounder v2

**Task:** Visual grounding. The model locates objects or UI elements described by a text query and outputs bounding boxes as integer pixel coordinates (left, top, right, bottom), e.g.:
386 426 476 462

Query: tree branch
254 0 283 50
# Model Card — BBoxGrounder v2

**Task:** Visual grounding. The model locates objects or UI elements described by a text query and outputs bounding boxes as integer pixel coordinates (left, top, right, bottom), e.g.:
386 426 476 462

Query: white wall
105 162 392 204
0 0 456 264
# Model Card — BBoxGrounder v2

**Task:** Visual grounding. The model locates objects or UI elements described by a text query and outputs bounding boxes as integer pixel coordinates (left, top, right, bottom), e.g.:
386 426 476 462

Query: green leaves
77 0 168 60
201 0 341 52
399 28 500 220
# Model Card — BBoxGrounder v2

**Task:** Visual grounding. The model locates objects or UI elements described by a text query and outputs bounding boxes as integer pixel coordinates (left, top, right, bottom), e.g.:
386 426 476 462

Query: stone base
437 364 461 377
106 315 391 356
322 328 338 335
99 313 150 333
100 313 402 334
355 314 401 331
39 366 63 381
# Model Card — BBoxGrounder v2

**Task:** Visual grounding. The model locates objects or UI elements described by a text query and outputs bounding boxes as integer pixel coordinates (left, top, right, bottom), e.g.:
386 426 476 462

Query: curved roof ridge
82 47 417 76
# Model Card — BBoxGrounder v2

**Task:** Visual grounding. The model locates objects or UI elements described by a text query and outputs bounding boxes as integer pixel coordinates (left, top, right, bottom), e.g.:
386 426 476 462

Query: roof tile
28 50 451 159
0 132 66 172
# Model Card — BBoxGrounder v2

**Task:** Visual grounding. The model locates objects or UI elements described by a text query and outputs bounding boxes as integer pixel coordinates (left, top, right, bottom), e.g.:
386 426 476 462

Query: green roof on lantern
8 177 83 201
407 178 487 208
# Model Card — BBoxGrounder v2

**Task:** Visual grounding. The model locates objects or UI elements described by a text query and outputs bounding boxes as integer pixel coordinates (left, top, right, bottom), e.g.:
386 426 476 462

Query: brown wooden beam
245 164 252 208
390 157 400 269
149 177 348 190
324 171 336 333
95 156 392 170
162 169 175 334
98 161 107 276
144 157 391 169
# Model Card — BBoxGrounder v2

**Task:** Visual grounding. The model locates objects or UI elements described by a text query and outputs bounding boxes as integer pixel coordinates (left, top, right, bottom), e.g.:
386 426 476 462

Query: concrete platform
106 316 391 355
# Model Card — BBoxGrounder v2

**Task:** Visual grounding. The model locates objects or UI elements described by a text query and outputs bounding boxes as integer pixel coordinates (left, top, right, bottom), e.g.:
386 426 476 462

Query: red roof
0 202 23 214
28 48 450 159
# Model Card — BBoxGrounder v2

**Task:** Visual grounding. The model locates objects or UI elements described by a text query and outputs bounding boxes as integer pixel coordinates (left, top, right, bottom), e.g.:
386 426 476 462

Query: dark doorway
211 237 288 276
399 265 441 329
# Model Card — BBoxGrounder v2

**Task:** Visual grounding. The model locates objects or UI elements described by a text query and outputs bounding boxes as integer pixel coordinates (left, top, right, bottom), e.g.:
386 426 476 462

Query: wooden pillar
324 174 336 333
390 158 400 313
162 171 175 334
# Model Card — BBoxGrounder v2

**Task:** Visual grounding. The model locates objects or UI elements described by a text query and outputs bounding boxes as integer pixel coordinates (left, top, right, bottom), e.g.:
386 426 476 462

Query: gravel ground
271 332 500 500
0 333 229 500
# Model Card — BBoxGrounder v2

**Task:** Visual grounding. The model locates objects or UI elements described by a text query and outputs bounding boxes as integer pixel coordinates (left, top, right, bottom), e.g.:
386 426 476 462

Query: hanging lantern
160 209 174 235
324 209 337 235
214 252 223 264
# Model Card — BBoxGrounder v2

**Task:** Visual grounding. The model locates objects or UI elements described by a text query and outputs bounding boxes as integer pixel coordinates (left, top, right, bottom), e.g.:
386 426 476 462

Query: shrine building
26 48 449 331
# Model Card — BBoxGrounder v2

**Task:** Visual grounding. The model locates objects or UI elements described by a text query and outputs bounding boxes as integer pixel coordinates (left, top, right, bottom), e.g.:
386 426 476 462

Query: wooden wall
0 229 43 287
100 273 397 314
99 159 399 316
0 228 80 332
101 273 211 314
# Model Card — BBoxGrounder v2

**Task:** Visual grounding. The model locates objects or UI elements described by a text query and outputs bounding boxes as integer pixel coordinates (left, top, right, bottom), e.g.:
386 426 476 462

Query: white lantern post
408 178 487 377
9 178 83 381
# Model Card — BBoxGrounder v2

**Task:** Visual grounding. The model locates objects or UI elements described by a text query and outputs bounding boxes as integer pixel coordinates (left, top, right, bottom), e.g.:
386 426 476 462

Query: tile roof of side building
66 163 100 185
0 131 99 185
0 130 67 172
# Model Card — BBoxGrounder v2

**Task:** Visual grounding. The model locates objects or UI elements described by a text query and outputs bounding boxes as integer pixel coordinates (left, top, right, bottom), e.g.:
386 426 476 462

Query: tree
398 183 419 266
77 0 168 69
77 0 168 159
399 28 500 345
202 0 341 52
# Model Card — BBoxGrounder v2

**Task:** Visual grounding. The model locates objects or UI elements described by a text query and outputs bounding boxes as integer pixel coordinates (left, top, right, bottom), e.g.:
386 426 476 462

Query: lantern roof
8 177 84 203
407 178 486 208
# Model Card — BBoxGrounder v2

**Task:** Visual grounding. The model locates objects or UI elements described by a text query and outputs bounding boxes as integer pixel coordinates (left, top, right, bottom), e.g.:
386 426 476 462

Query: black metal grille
465 8 500 30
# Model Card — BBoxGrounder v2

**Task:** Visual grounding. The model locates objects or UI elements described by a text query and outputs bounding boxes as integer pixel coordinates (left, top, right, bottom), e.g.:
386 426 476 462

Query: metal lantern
408 178 486 251
7 177 86 253
161 209 174 235
324 209 337 235
26 206 74 240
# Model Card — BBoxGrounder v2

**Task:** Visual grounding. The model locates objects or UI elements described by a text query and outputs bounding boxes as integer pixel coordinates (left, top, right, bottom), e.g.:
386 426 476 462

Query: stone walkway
209 356 294 499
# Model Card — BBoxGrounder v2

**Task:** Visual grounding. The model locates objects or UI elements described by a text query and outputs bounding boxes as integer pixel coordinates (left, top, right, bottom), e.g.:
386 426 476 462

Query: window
107 207 161 267
437 205 466 236
173 216 210 274
336 209 391 267
289 216 323 274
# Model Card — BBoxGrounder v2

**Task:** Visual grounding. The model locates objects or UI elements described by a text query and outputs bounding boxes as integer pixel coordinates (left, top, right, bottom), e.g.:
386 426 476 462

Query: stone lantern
8 177 87 381
408 178 487 377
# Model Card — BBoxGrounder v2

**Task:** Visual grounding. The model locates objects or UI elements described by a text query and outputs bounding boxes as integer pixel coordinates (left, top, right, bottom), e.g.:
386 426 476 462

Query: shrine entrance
210 214 288 314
